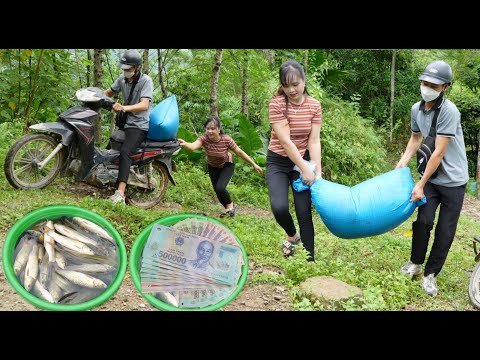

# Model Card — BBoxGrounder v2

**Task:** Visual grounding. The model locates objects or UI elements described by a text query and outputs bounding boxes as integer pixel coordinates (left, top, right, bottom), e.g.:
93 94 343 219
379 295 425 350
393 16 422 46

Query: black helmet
419 60 453 85
117 49 142 69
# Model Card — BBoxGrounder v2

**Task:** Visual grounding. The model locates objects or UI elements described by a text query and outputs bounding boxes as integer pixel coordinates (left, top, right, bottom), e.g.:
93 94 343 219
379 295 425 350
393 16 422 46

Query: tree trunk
104 49 116 85
389 49 396 143
93 49 103 143
157 49 167 98
23 49 45 134
241 50 249 118
210 49 223 117
261 49 275 65
304 49 309 76
93 49 103 88
74 50 84 89
15 49 22 119
86 49 91 87
142 49 149 74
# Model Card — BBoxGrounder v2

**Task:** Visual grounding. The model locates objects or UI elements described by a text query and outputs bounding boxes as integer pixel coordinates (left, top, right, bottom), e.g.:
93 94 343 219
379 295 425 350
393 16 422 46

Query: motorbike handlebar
76 87 115 112
102 97 115 111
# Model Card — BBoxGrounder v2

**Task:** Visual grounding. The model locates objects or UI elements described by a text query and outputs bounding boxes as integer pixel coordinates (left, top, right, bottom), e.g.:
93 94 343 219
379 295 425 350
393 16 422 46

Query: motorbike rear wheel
4 133 64 189
468 260 480 310
126 161 169 209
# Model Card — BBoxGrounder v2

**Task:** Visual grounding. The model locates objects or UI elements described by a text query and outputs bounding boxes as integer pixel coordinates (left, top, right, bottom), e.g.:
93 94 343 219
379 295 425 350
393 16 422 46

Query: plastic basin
2 205 127 311
129 214 248 311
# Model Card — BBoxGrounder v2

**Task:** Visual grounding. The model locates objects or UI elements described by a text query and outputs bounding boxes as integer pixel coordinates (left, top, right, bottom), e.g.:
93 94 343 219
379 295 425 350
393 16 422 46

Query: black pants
118 128 148 184
266 150 314 261
411 181 466 276
208 162 235 208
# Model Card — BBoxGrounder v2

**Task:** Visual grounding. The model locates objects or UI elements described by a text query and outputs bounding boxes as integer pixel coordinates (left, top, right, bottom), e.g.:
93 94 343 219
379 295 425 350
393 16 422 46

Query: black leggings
118 128 148 183
266 150 314 261
208 162 235 208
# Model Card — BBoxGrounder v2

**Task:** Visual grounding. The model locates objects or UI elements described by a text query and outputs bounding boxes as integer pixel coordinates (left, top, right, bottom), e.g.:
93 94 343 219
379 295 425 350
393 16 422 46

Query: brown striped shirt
198 134 238 168
268 95 322 157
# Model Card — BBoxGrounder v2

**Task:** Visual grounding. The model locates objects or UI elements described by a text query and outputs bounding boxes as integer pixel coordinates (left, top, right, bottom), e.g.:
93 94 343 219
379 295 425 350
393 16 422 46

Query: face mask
420 85 441 102
123 70 135 79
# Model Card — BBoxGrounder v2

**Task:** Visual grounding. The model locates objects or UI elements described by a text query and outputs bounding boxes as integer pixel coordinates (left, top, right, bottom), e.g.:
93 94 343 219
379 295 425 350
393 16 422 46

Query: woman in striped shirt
266 59 322 261
179 116 263 217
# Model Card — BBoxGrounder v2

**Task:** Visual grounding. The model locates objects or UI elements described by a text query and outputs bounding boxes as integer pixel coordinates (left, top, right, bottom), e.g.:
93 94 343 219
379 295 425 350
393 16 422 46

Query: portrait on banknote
187 240 215 271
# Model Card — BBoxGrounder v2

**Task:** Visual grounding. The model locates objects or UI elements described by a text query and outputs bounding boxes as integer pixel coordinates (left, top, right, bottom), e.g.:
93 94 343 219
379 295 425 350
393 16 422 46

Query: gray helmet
419 60 453 85
117 49 142 69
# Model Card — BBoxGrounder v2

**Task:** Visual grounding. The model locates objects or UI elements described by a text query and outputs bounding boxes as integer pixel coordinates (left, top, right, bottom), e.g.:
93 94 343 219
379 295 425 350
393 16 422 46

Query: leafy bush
318 96 391 185
0 121 23 167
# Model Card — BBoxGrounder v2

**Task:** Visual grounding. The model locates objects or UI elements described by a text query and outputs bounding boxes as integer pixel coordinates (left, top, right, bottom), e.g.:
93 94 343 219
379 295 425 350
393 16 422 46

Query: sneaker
400 260 422 277
109 190 125 205
220 205 236 218
421 273 438 296
226 205 236 217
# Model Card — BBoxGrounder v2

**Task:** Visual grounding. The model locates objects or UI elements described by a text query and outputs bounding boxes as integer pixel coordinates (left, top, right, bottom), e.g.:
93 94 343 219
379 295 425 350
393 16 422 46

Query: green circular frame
2 205 127 311
130 214 248 311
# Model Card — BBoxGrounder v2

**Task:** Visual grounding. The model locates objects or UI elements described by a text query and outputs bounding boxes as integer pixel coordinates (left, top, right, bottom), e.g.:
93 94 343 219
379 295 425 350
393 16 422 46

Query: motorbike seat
110 129 179 149
142 139 179 148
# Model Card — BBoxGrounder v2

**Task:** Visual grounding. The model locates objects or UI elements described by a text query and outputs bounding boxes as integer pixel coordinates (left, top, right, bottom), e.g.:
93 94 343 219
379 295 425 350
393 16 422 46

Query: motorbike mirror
76 88 102 102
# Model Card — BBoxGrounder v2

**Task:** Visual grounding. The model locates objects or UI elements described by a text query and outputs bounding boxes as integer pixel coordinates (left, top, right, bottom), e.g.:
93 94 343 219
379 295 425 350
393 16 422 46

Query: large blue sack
293 167 425 239
147 95 179 141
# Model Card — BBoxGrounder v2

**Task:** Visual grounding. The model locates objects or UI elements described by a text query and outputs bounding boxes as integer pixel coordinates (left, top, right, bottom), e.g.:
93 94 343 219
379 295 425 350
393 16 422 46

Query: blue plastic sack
147 95 179 141
293 167 426 239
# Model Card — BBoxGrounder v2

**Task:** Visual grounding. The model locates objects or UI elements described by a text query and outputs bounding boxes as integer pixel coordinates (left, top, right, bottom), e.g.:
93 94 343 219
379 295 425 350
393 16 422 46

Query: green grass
1 149 478 311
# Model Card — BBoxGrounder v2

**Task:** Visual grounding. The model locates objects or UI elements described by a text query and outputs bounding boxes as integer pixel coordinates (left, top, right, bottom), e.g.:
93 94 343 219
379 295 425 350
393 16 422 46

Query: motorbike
468 236 480 309
4 87 181 209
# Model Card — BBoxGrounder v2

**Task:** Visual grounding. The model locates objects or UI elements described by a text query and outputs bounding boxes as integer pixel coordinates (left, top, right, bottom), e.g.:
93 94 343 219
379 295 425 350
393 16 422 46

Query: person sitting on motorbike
104 49 154 205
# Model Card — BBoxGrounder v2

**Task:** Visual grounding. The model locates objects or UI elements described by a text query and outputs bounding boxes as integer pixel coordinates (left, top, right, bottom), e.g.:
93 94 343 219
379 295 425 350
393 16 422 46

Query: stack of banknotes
140 218 244 308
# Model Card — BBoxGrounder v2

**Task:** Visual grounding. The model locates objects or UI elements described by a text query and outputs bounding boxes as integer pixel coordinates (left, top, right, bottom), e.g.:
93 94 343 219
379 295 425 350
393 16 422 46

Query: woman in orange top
179 116 263 217
266 59 322 261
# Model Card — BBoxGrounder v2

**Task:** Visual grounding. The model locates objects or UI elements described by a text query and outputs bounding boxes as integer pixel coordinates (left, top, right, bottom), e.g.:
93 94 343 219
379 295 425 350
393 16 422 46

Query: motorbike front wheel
126 161 169 209
4 133 64 189
468 260 480 310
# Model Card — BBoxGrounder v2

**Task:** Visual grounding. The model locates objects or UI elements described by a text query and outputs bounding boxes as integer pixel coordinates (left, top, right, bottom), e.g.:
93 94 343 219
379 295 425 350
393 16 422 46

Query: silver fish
65 263 115 274
47 271 64 302
33 281 55 303
56 245 118 267
155 292 179 307
56 269 108 289
13 238 34 276
59 289 99 305
39 254 51 287
53 223 102 249
54 271 79 293
37 245 45 263
48 230 95 256
24 242 39 291
55 251 67 269
72 217 115 244
42 221 56 263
